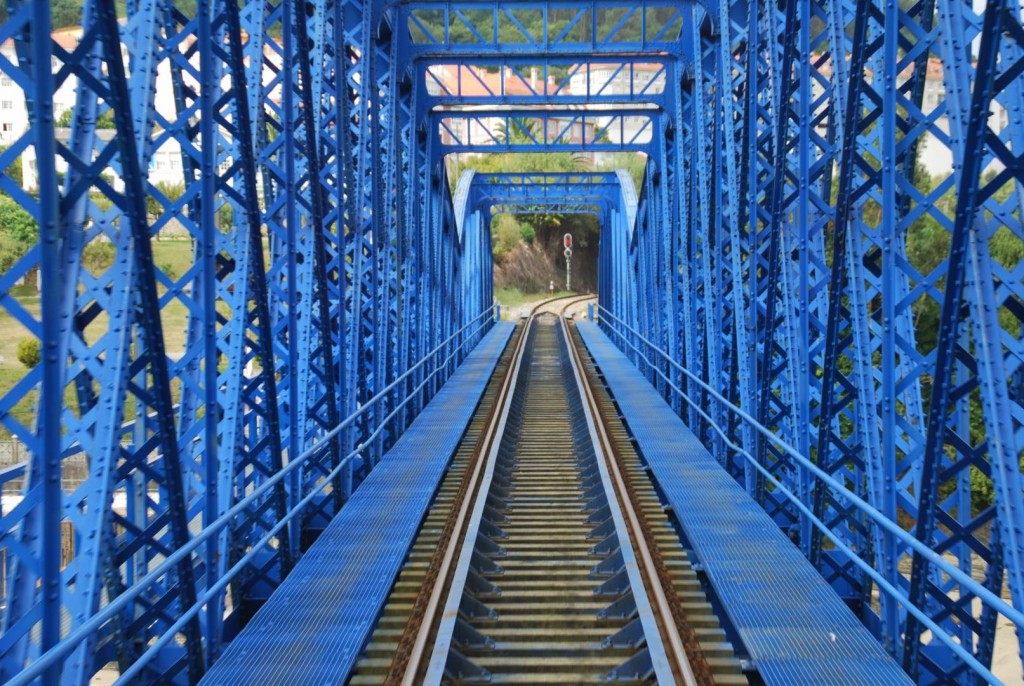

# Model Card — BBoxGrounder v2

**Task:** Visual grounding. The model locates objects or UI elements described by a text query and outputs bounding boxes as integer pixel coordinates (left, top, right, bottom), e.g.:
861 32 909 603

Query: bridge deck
576 322 912 686
200 322 514 686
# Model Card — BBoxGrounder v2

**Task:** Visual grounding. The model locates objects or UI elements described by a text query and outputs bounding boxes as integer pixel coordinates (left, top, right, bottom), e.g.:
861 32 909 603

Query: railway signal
564 233 572 291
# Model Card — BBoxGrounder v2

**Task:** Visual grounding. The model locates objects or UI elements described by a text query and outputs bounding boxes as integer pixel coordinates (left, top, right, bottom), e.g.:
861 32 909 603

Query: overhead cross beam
421 57 672 107
399 1 693 56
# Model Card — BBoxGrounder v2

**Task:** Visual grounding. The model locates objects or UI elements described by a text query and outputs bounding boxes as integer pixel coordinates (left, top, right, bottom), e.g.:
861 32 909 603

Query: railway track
348 298 742 685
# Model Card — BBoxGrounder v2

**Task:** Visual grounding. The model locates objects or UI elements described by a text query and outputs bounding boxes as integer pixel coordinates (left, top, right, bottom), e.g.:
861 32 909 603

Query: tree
0 145 24 188
50 0 83 29
56 107 115 129
496 118 541 146
147 181 186 220
0 196 37 290
81 240 116 276
0 231 30 274
0 194 36 244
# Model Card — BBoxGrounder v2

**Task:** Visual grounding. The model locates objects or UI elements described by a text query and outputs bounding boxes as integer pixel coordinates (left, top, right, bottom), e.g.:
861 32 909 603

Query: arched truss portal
468 172 627 218
454 169 638 228
487 202 605 215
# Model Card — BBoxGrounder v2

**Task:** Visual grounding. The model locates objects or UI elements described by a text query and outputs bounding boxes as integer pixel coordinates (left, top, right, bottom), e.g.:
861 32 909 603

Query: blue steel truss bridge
0 1 1022 684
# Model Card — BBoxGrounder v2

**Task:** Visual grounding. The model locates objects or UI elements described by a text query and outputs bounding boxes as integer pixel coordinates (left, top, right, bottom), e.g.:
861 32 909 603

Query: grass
0 240 197 441
495 288 576 318
2 244 563 440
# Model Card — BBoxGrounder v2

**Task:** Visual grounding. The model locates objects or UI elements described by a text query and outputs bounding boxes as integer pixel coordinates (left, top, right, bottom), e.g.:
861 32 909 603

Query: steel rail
596 307 1008 682
596 305 1024 628
399 294 579 685
560 305 699 686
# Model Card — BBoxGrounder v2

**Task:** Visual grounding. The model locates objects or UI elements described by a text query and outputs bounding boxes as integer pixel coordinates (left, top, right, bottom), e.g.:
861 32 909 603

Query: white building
567 62 662 162
0 29 78 147
3 26 283 200
810 57 1008 180
431 64 601 159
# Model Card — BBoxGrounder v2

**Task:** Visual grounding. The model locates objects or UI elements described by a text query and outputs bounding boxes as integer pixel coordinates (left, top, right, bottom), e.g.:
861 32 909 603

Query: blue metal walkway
200 323 514 686
576 323 912 686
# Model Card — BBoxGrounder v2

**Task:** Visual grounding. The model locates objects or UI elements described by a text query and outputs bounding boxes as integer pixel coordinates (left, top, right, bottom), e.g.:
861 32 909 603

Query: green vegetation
146 181 186 219
0 194 35 244
0 0 199 28
495 288 575 313
519 222 536 244
0 0 93 30
81 241 116 276
0 192 35 276
56 108 115 130
0 240 197 440
16 339 39 369
0 145 24 188
0 231 30 275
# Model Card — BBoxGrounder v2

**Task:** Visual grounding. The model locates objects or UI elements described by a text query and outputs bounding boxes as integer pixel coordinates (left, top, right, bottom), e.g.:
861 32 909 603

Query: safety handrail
7 305 497 686
596 304 1018 682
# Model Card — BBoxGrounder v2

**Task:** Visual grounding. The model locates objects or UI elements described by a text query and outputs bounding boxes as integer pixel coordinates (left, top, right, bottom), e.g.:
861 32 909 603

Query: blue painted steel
578 322 913 685
435 108 660 155
595 1 1024 682
4 310 503 686
421 57 670 108
199 323 513 686
0 0 1022 683
0 1 494 680
401 2 691 56
466 172 626 218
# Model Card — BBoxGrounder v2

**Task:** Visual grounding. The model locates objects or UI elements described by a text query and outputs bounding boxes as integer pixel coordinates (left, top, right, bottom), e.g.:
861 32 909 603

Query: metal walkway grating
201 323 514 686
576 323 913 686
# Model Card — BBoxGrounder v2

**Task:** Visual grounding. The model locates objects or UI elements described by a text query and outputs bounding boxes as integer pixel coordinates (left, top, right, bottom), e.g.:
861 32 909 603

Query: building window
1 101 12 110
0 77 11 88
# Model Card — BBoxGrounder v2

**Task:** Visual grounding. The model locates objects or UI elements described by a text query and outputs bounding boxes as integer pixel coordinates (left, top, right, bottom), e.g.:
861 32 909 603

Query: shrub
0 195 36 244
82 241 116 276
17 338 40 369
0 231 30 274
519 222 536 244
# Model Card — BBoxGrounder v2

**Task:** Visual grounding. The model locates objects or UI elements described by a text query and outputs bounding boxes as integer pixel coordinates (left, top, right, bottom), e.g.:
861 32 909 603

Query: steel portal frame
0 0 1021 684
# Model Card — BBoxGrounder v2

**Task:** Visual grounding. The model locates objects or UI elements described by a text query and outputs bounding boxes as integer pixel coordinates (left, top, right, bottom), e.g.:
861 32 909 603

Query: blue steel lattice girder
902 1 1024 680
2 0 1024 683
468 171 624 218
0 3 62 684
0 0 495 682
812 0 901 644
595 0 1024 682
0 1 211 681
